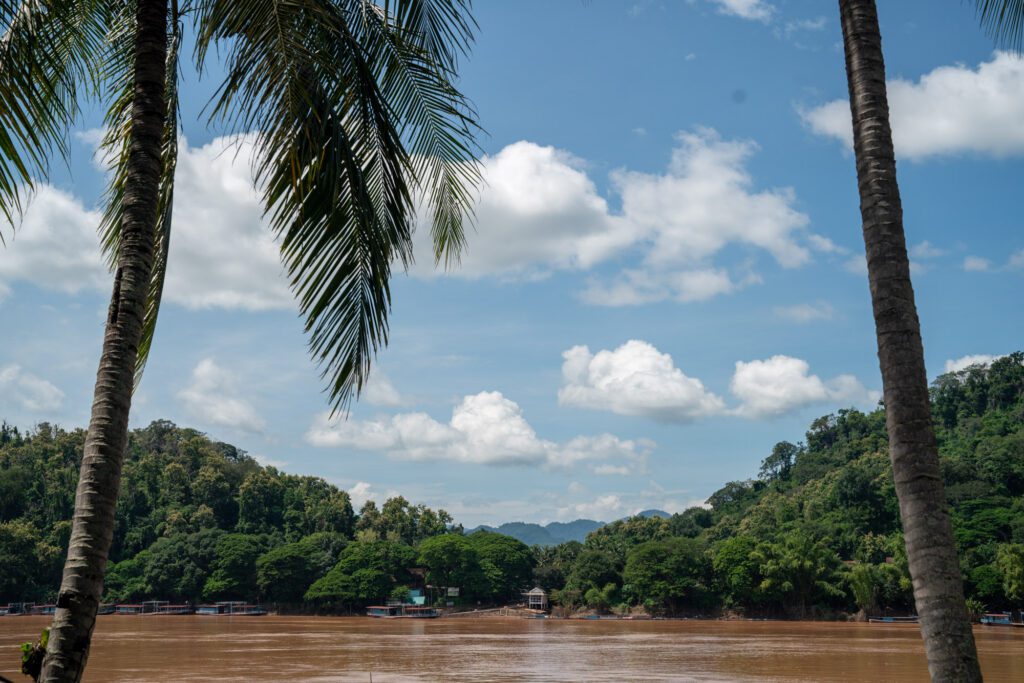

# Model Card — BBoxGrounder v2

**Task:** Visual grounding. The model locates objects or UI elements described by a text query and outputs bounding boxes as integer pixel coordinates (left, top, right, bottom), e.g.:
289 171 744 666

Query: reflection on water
2 616 1023 682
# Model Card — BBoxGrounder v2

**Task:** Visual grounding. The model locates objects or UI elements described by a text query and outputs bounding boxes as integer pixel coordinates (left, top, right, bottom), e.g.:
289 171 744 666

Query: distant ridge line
468 509 670 546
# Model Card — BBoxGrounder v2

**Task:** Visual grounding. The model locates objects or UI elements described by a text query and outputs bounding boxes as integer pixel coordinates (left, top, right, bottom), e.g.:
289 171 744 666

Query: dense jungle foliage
2 354 1022 617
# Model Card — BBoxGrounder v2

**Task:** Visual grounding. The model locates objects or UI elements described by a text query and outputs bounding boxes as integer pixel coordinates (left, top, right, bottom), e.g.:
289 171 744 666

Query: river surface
2 616 1024 681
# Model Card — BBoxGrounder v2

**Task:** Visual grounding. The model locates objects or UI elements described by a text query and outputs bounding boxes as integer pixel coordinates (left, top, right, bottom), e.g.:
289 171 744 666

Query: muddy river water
2 616 1023 681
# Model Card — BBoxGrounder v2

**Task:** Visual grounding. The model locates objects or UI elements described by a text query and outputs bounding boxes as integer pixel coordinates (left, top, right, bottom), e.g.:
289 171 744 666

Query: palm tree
0 1 480 681
836 1 981 680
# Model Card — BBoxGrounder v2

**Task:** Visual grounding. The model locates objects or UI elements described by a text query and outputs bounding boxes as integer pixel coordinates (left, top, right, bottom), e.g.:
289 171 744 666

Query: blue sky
1 0 1022 526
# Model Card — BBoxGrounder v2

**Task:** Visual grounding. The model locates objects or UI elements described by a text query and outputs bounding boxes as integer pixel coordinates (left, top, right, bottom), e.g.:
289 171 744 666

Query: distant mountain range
469 509 670 546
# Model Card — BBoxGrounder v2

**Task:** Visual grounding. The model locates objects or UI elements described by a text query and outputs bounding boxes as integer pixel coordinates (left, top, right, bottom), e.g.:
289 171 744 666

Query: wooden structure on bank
523 587 548 611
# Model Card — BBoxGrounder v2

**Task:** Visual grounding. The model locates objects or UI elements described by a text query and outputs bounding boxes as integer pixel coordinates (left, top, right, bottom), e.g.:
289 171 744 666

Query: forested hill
2 353 1023 618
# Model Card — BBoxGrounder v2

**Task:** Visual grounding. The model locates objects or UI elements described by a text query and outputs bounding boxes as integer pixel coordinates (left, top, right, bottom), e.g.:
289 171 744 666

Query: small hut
523 587 548 611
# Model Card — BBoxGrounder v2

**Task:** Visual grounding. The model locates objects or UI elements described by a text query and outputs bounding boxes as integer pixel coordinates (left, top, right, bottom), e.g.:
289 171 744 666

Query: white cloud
164 135 291 310
614 128 811 269
963 256 991 272
593 465 631 476
307 390 652 472
708 0 773 22
558 340 725 422
177 358 266 434
1009 250 1024 269
362 372 406 407
774 301 834 323
580 267 759 306
0 364 64 412
944 354 1002 373
8 130 811 310
0 185 109 296
782 17 826 37
559 341 877 421
807 234 847 254
348 481 374 508
1 135 292 311
803 52 1024 160
730 355 877 418
416 129 812 306
560 494 626 521
910 241 945 260
412 141 636 280
252 453 288 469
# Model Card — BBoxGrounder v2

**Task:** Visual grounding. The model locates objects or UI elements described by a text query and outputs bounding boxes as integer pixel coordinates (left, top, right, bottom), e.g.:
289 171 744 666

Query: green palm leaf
195 0 480 410
974 0 1024 50
0 0 106 233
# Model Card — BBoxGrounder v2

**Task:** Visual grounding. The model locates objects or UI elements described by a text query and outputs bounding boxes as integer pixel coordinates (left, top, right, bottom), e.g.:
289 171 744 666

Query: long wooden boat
196 601 267 616
867 615 919 624
366 605 440 619
0 603 34 616
980 612 1024 627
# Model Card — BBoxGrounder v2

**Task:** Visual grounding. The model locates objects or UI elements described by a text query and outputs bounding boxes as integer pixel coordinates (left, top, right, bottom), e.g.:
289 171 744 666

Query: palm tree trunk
40 0 169 680
837 1 982 680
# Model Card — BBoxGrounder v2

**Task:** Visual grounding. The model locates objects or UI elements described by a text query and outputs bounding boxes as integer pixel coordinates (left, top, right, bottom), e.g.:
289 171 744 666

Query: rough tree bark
40 0 169 679
837 1 982 680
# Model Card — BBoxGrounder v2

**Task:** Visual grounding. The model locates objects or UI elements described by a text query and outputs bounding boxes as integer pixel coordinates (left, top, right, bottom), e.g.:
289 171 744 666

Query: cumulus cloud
615 129 811 268
1 135 292 310
1010 250 1024 269
164 136 292 310
910 241 945 260
774 301 834 323
559 340 879 421
0 185 109 296
362 372 406 407
560 341 875 421
803 52 1024 160
307 390 651 473
411 141 635 280
730 355 877 418
8 129 812 309
415 129 812 306
177 359 266 434
944 354 1002 373
963 256 992 272
708 0 774 22
0 365 64 412
558 340 725 422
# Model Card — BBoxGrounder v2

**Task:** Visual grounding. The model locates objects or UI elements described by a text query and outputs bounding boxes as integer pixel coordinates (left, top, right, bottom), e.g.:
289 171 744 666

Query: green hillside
1 353 1022 617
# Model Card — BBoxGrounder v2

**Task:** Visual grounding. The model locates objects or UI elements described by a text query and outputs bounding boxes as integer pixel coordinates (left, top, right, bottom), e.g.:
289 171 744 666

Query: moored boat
1 603 34 616
867 615 919 624
196 601 267 616
980 612 1024 627
366 605 440 619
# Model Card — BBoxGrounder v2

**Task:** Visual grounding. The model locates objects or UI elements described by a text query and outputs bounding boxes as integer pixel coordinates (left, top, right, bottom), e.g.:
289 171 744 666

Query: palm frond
195 0 480 411
385 0 475 72
98 0 182 385
0 0 107 235
357 1 482 267
973 0 1024 51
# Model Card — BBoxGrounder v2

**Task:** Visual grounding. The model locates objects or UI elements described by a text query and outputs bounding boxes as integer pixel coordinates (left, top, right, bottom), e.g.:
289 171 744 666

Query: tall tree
0 1 480 680
836 1 981 680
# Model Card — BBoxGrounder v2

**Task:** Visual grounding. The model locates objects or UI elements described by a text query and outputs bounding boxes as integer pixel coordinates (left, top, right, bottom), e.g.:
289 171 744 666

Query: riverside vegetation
2 354 1023 619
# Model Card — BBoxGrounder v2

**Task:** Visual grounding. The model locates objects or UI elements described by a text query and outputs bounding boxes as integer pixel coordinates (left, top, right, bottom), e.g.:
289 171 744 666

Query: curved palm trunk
837 1 982 680
40 0 169 680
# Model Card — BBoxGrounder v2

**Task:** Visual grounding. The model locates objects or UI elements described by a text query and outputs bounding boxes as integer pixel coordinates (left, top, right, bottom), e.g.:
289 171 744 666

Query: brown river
2 616 1023 682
